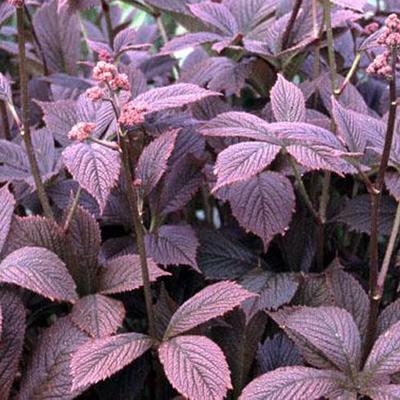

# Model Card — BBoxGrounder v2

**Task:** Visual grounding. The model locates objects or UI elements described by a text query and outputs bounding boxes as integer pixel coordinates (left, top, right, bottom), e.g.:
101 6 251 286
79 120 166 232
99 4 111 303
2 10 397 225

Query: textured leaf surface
71 294 125 338
0 73 11 102
165 281 254 339
98 254 170 294
326 267 369 337
136 130 178 196
0 289 25 400
0 185 14 255
63 143 120 212
257 334 303 374
377 299 400 337
336 195 396 235
197 230 260 280
364 320 400 376
214 141 281 189
162 32 224 53
133 83 219 113
239 366 344 400
285 306 361 375
17 317 89 400
145 225 200 271
0 247 78 302
366 384 400 400
71 332 152 390
331 0 367 11
159 335 232 400
270 74 306 122
227 172 295 248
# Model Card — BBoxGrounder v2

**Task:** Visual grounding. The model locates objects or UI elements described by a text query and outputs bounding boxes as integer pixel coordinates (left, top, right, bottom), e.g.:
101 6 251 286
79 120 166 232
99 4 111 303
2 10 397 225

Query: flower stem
364 47 398 362
16 7 54 220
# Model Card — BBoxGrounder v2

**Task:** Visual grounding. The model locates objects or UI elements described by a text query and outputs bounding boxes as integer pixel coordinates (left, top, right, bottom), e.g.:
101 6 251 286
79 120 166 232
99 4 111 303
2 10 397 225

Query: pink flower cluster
118 101 147 127
98 49 114 63
7 0 24 7
86 61 131 102
68 122 96 142
363 22 379 36
367 14 400 79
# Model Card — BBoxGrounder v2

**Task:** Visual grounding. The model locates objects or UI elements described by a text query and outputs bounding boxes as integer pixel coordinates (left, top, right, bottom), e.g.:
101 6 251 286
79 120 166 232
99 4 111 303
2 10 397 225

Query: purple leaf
0 289 25 400
62 143 121 212
162 32 224 53
366 384 400 400
214 141 281 189
197 229 260 280
227 171 295 249
71 332 152 391
331 0 368 11
239 366 345 400
189 2 238 35
17 317 89 400
71 294 126 338
159 335 232 400
332 98 368 152
377 298 400 338
270 74 306 122
240 271 299 321
164 280 255 339
98 254 170 295
0 246 78 303
364 320 400 376
3 215 66 259
0 185 14 255
136 130 178 196
159 155 203 215
133 83 220 113
335 195 396 236
285 306 361 375
33 0 80 74
202 111 274 141
145 225 200 271
385 171 400 202
257 334 303 374
326 266 369 337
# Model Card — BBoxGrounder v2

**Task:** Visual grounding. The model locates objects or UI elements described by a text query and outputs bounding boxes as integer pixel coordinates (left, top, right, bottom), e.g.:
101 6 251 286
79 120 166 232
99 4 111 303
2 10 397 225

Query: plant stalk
16 7 54 220
0 101 11 141
281 0 303 51
101 0 114 47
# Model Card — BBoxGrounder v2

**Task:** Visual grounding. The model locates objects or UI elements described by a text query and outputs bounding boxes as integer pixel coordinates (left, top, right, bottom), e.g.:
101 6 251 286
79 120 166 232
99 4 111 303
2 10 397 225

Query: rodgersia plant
2 0 400 399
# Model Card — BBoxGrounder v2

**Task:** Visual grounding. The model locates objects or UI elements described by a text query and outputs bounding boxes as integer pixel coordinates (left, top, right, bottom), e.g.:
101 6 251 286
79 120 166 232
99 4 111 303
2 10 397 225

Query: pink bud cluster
86 61 131 103
7 0 24 7
363 22 379 36
367 14 400 79
98 49 114 63
118 101 147 127
68 122 96 142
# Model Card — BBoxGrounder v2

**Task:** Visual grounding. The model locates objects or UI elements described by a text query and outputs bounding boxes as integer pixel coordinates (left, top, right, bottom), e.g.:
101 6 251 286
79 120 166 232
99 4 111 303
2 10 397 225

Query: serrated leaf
145 225 200 271
270 74 306 123
0 73 11 102
0 246 78 303
165 281 254 339
366 384 400 400
33 0 80 74
71 332 152 391
377 299 400 338
202 111 274 141
98 254 170 294
214 141 281 189
17 317 89 400
240 270 299 321
239 366 345 400
3 215 66 259
197 229 260 280
133 83 220 113
285 306 361 375
0 289 25 400
227 171 295 249
159 335 232 400
257 333 303 374
331 0 367 11
189 2 238 35
71 294 125 338
136 130 178 196
364 320 400 377
336 195 396 236
63 143 121 212
162 32 225 53
332 98 368 153
0 185 14 255
326 266 369 337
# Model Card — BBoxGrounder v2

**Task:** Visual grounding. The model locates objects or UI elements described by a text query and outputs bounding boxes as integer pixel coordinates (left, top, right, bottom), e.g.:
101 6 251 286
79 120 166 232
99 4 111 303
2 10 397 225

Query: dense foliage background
1 0 400 399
